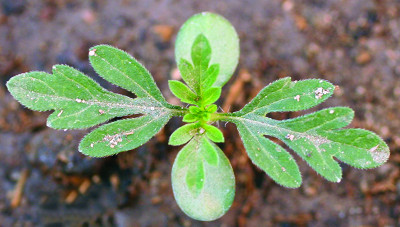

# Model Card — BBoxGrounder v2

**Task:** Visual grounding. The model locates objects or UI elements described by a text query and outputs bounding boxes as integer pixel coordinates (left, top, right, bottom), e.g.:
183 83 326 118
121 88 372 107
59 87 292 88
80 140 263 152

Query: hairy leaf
236 77 335 116
178 57 220 97
203 124 224 143
79 112 171 157
169 123 199 146
175 12 239 87
89 45 168 105
174 34 223 105
182 113 198 123
172 136 235 221
168 80 198 105
203 64 219 90
178 58 196 91
191 34 211 77
202 87 221 106
188 34 214 94
6 65 162 129
231 107 390 183
236 123 301 188
205 104 218 113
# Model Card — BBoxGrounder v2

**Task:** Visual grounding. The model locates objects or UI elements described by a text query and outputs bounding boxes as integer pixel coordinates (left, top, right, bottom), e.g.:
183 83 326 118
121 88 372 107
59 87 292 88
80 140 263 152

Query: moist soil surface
1 0 400 226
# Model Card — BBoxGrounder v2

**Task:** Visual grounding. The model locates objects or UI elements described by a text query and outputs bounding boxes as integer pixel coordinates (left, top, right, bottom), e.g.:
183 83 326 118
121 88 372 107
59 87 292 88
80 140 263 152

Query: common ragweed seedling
6 12 390 221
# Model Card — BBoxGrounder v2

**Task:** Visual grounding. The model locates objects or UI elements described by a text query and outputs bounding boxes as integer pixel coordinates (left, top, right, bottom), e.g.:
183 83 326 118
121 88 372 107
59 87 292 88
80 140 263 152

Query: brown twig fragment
11 168 29 208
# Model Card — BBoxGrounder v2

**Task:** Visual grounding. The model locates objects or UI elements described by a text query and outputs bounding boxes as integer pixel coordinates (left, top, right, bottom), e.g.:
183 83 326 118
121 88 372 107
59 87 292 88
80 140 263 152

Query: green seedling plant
6 12 390 221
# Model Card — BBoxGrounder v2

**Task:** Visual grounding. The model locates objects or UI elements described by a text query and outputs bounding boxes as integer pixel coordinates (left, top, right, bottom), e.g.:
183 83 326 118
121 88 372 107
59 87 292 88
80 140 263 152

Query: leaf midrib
242 86 322 116
233 114 364 150
238 81 289 116
13 86 165 111
56 68 96 99
96 53 162 105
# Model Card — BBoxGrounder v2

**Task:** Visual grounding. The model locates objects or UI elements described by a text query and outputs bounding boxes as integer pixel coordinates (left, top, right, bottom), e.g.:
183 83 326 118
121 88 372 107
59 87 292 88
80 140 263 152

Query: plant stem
209 112 234 122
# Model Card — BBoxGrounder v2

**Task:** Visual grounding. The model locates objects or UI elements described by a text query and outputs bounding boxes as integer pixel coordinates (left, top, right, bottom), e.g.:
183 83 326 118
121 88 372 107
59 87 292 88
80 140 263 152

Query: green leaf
79 113 171 157
178 58 196 90
89 45 168 105
186 156 205 196
175 12 239 87
172 136 235 221
203 64 219 90
236 123 301 188
188 34 219 95
200 113 211 121
182 113 198 123
176 34 223 104
277 108 390 170
200 137 219 166
231 107 390 183
189 106 201 114
178 47 219 97
202 87 221 106
168 80 198 105
236 78 335 116
203 124 224 143
191 34 211 75
169 123 199 146
205 104 218 113
6 65 163 129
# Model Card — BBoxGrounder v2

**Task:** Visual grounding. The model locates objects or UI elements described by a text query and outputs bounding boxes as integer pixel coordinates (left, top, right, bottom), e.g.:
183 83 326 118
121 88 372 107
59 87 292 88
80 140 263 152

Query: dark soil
1 0 400 226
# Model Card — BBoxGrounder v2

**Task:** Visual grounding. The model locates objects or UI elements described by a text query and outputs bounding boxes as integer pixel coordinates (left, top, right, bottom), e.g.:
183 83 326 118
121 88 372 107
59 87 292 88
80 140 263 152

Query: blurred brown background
0 0 399 226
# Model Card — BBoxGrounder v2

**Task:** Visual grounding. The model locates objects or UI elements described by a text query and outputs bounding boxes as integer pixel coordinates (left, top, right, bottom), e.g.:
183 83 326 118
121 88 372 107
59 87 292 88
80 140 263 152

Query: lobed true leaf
231 107 390 184
6 65 162 129
79 113 171 157
89 45 169 106
236 77 335 116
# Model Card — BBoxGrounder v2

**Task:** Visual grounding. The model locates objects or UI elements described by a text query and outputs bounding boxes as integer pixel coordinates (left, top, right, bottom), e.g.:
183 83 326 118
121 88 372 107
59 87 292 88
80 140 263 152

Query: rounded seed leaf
172 136 235 221
175 12 239 87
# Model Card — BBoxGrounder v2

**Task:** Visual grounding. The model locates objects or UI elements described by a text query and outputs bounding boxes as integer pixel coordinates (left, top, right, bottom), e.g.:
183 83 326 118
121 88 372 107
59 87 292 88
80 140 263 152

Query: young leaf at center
175 12 239 87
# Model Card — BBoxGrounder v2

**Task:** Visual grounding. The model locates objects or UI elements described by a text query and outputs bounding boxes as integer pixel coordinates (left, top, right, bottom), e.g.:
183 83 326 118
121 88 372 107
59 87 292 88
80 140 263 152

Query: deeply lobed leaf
79 112 171 157
232 107 390 184
277 108 389 170
6 65 162 129
236 77 335 116
236 123 301 188
89 45 169 106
